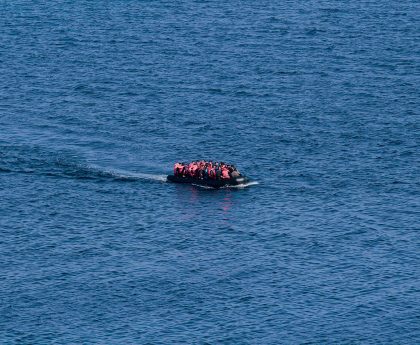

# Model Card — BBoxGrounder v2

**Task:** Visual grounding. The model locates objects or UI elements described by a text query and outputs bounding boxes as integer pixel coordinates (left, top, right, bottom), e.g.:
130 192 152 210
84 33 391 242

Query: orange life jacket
221 168 230 179
174 163 182 175
191 164 198 177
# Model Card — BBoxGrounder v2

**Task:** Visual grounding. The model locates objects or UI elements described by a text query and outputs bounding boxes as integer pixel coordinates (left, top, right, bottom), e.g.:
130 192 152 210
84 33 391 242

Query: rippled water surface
1 1 419 343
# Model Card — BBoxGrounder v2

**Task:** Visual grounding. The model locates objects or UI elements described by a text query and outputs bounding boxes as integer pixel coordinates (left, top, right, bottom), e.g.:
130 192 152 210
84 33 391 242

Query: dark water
1 1 419 343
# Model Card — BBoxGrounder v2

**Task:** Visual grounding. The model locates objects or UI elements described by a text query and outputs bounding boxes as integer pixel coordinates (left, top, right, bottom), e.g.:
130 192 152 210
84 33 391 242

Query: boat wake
95 167 167 182
47 160 168 183
0 145 167 183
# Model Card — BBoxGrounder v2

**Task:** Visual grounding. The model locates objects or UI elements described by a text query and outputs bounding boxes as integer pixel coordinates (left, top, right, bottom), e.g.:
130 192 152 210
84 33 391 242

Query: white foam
224 181 259 189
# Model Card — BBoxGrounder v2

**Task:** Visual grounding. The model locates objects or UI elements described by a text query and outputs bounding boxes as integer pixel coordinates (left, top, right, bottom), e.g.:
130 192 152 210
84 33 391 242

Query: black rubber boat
167 175 250 188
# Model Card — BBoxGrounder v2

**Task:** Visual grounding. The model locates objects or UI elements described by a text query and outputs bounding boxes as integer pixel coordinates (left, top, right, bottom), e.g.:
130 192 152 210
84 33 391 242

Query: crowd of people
173 161 241 180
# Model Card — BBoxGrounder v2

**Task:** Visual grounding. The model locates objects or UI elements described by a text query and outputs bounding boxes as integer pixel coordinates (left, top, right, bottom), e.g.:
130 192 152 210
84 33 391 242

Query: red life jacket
221 168 230 179
191 164 198 177
174 163 182 176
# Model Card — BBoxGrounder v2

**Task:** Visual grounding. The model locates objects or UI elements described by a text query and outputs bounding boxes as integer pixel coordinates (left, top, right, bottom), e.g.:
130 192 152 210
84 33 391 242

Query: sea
0 1 419 344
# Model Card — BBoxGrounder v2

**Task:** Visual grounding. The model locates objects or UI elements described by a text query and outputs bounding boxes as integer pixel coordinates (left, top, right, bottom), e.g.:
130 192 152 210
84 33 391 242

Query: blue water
1 1 419 343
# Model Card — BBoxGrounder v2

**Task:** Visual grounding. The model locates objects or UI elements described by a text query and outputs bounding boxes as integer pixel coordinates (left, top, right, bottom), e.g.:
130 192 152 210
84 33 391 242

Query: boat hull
167 175 249 188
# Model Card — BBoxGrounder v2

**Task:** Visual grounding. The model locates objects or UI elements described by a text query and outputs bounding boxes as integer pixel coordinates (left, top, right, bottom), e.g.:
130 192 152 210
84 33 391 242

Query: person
198 161 206 179
203 163 209 179
209 165 216 179
188 161 197 177
221 165 230 179
215 165 221 179
174 162 183 176
180 162 188 177
191 162 199 178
